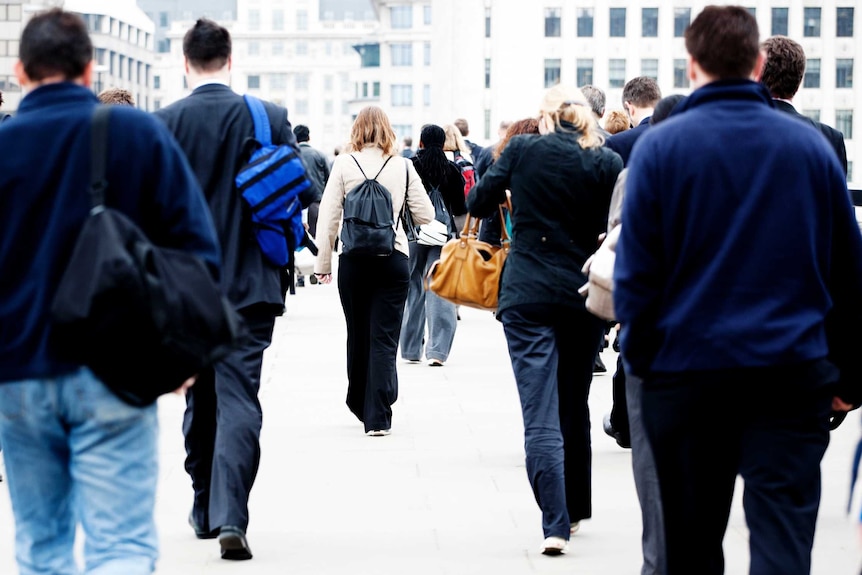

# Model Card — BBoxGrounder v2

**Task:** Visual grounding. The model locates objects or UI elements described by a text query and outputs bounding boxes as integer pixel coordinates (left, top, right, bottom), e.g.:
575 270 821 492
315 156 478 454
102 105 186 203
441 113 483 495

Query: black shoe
593 355 607 373
602 413 631 449
188 511 219 540
219 526 253 560
309 274 318 285
296 275 305 287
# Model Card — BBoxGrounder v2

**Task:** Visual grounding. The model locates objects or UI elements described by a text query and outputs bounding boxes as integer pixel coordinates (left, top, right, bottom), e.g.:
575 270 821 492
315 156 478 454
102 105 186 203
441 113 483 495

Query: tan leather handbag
426 203 511 311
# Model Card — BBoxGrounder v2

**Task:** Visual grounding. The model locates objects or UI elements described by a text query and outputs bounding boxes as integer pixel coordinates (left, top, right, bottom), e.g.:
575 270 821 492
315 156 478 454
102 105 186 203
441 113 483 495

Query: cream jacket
315 146 434 274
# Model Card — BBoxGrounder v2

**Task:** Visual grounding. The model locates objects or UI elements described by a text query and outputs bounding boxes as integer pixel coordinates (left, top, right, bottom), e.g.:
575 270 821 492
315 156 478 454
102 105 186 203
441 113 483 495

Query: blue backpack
235 95 311 266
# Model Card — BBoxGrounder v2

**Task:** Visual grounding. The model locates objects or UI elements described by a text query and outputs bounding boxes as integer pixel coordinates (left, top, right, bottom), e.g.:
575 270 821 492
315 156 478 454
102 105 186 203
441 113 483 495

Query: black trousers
610 354 631 441
641 363 834 575
183 306 276 532
338 252 409 432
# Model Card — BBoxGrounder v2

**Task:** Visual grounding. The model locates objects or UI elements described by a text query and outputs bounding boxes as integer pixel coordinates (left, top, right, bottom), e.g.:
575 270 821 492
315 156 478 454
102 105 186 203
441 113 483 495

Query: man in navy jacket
0 9 220 574
615 7 861 575
605 76 661 166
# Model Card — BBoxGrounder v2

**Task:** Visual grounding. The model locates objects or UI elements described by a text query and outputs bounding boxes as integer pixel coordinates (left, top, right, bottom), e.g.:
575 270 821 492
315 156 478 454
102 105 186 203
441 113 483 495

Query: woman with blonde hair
467 85 622 554
315 106 434 436
442 123 473 162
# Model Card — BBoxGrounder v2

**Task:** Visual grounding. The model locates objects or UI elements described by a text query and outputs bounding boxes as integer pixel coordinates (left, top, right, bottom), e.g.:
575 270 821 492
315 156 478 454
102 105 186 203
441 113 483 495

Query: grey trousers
627 372 667 575
400 242 457 362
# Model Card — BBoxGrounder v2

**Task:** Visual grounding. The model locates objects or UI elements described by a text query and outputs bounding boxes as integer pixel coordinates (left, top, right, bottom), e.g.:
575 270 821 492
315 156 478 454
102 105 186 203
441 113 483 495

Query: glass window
424 42 431 66
295 73 309 91
485 58 491 89
391 6 413 29
356 44 380 68
272 9 284 30
8 5 21 20
837 59 854 88
249 9 261 31
837 7 854 37
296 41 308 56
577 8 594 37
485 7 491 37
610 8 626 37
373 82 380 97
771 7 788 36
803 58 820 88
391 43 413 66
674 7 690 37
747 7 756 17
157 39 170 53
609 59 626 88
484 109 492 140
392 84 413 106
297 10 308 31
153 75 160 90
544 58 561 88
424 84 431 106
324 75 334 90
641 59 659 81
545 7 561 37
577 59 594 87
803 109 821 122
673 59 689 88
325 100 333 115
836 110 853 139
803 7 821 37
642 8 658 37
248 42 260 57
159 11 169 28
849 161 854 183
272 42 284 56
247 75 260 90
392 124 413 140
270 73 287 90
424 5 432 25
296 100 308 115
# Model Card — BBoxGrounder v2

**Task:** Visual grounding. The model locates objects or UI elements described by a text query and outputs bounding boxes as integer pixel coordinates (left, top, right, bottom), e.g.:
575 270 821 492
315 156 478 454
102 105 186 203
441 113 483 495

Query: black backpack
340 155 396 256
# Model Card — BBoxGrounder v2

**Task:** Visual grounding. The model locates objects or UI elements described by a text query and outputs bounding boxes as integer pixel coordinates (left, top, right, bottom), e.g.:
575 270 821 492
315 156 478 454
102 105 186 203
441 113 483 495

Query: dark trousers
641 364 833 575
338 253 409 432
610 354 631 441
183 306 275 532
500 304 605 538
307 200 320 239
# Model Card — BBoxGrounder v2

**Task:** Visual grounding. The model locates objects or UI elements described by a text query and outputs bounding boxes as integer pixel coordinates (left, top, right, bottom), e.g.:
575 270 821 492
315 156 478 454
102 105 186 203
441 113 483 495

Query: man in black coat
605 76 661 166
760 35 848 175
155 19 309 561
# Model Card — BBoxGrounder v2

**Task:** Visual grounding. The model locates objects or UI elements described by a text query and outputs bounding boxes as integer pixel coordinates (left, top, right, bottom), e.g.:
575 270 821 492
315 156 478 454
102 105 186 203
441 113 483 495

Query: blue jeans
400 242 458 362
0 368 158 575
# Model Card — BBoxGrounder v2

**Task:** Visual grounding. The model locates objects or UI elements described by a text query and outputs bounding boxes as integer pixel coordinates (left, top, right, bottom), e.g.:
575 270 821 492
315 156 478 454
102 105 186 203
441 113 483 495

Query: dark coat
773 99 848 175
155 84 312 312
605 117 651 166
298 142 331 203
467 124 623 317
411 149 466 217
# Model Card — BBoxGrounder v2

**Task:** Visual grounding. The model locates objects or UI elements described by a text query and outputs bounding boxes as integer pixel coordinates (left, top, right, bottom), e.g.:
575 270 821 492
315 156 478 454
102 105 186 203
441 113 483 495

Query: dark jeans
338 252 409 432
500 303 605 538
183 306 276 532
641 364 834 575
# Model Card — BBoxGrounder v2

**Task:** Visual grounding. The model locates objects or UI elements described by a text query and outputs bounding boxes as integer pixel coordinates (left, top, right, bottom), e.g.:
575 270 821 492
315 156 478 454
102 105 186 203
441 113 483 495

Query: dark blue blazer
605 117 651 166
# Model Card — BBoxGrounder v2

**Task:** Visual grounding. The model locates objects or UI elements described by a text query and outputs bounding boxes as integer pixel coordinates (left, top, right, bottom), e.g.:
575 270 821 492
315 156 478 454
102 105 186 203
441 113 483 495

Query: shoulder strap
350 154 369 179
243 94 272 146
90 105 111 211
372 155 394 180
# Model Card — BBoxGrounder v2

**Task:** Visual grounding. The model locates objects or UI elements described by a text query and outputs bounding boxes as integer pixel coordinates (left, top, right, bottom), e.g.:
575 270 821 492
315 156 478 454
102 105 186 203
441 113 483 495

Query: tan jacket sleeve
314 154 349 275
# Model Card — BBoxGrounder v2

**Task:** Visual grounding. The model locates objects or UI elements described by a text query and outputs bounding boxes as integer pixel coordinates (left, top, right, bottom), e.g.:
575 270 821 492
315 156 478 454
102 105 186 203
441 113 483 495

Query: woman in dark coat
466 85 623 554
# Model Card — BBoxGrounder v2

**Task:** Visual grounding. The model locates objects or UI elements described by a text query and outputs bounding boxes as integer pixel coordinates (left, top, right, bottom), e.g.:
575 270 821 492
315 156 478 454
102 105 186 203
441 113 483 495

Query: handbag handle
460 198 511 246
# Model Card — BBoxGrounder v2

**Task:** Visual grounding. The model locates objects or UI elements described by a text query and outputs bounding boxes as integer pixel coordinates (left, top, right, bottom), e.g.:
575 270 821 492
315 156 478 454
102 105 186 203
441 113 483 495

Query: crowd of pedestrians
0 5 858 575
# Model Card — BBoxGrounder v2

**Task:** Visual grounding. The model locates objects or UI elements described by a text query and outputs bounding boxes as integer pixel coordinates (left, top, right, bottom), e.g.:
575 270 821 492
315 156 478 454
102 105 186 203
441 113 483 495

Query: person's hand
315 273 332 284
174 375 197 396
833 396 854 412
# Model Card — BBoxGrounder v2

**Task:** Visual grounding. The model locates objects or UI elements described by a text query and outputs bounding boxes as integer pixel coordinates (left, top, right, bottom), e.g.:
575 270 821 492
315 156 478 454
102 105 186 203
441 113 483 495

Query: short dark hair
760 36 805 99
685 5 760 80
98 88 135 106
621 77 661 109
20 8 92 82
293 124 310 142
454 118 469 137
580 85 606 118
403 136 412 147
650 95 686 125
183 19 231 72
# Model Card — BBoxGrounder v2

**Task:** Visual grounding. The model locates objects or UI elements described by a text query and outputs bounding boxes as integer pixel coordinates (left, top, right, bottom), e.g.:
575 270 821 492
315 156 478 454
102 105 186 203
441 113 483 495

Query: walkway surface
1 278 861 574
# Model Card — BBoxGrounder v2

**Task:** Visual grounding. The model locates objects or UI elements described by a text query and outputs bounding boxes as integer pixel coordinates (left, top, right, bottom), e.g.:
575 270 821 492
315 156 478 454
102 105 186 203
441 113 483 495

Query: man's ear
751 51 765 82
13 60 27 88
81 60 94 88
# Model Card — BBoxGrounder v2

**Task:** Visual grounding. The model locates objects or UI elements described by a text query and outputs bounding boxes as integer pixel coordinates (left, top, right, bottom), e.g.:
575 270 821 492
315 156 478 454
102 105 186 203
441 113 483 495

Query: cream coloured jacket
314 146 434 274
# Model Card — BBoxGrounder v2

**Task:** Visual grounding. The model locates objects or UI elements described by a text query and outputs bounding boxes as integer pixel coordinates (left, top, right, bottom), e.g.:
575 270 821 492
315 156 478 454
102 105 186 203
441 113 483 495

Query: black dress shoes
219 525 253 560
603 413 631 449
188 511 219 540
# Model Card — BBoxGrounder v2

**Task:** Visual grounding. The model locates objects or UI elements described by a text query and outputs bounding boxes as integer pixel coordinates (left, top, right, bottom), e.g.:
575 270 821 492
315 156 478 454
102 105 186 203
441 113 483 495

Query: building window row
81 13 151 49
803 58 854 88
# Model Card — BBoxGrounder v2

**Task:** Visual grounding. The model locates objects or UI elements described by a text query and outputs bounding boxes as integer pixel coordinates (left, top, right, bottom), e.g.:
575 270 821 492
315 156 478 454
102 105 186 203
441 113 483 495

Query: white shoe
541 536 568 555
428 359 444 366
366 429 391 437
570 522 580 535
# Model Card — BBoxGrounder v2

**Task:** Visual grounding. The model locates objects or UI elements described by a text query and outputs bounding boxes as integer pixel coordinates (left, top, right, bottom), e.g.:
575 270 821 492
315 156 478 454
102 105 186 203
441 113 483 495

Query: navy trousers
641 363 834 575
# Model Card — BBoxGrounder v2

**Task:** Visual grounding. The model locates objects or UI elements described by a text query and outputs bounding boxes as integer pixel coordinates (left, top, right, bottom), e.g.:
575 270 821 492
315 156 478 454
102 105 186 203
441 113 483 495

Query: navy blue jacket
0 83 220 383
605 117 651 166
615 80 859 379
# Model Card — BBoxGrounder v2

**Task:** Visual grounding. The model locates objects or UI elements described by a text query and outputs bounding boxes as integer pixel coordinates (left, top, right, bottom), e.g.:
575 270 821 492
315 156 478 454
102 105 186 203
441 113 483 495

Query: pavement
1 277 862 574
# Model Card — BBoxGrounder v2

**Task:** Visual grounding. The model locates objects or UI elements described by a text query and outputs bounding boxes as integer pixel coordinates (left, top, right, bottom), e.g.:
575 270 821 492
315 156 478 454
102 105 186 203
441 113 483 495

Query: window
577 8 594 37
270 74 287 90
771 7 789 36
373 82 380 97
673 59 689 88
424 84 431 107
153 75 161 90
272 9 284 30
577 59 594 87
485 7 491 37
642 8 658 37
424 5 432 25
356 44 380 67
272 42 284 56
391 43 412 66
296 100 309 115
391 6 412 29
747 7 756 17
392 84 413 107
423 42 431 66
836 110 853 139
803 59 820 88
296 41 308 56
248 42 260 57
295 73 309 91
544 58 561 88
849 162 854 183
803 109 821 122
484 109 492 140
610 7 626 37
157 39 170 53
837 59 854 88
297 9 308 31
325 100 334 115
325 75 334 90
641 59 658 81
159 11 168 28
247 75 260 90
392 124 413 140
837 7 854 37
249 9 261 31
674 8 690 37
609 59 626 88
485 58 491 89
545 7 561 37
153 99 161 111
803 7 821 37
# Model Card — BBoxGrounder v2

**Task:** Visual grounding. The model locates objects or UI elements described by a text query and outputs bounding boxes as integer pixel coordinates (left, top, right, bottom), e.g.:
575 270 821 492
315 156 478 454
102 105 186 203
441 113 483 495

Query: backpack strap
90 105 111 212
349 154 368 179
243 94 272 146
350 154 393 181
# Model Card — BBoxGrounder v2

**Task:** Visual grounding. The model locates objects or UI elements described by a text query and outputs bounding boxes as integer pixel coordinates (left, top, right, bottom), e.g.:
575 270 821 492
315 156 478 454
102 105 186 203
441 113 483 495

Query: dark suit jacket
155 83 307 312
605 117 651 167
773 99 848 175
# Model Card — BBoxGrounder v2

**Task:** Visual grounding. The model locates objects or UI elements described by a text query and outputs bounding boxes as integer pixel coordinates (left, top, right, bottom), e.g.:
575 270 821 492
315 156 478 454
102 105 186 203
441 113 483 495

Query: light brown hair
604 110 631 135
98 87 135 106
493 117 540 160
539 84 604 149
349 106 397 155
760 36 805 99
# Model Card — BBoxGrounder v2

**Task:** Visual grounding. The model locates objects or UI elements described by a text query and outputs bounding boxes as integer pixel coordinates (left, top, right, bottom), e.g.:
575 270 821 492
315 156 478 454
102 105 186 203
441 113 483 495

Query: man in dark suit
605 76 661 166
155 19 308 561
760 35 848 175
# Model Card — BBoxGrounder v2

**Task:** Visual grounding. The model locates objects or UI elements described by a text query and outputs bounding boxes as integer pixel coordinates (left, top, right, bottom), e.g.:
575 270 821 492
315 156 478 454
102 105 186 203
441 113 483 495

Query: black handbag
50 106 243 406
400 159 418 242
